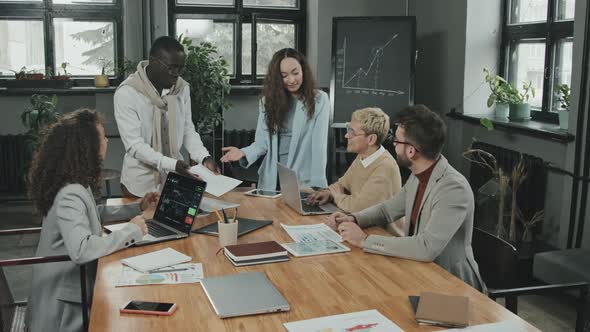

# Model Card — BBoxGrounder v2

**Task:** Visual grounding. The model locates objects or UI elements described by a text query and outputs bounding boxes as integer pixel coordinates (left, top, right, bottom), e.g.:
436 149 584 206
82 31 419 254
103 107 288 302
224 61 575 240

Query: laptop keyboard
147 221 177 238
300 192 311 199
301 201 325 213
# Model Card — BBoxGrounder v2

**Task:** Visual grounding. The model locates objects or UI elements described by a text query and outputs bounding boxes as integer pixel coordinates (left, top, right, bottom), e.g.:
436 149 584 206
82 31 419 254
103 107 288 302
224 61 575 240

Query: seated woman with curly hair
25 108 157 332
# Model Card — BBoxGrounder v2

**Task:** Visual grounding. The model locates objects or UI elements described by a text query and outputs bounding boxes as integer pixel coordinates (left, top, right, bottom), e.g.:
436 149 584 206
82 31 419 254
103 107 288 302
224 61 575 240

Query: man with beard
325 105 486 292
114 36 218 198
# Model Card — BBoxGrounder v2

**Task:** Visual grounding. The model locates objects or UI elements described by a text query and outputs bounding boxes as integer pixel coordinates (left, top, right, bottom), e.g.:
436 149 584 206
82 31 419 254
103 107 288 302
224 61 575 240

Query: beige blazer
353 155 486 292
26 184 143 332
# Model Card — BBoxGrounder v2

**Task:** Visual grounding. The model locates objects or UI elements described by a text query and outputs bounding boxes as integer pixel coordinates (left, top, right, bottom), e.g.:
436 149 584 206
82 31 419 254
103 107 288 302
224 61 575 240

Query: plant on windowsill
556 84 570 130
20 94 60 176
505 80 535 122
180 35 231 139
484 68 511 120
95 58 113 88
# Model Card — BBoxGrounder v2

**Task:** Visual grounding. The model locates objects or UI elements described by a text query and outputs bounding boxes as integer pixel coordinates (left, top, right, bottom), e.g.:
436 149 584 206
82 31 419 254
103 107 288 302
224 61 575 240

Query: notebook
224 241 287 261
200 272 290 318
415 292 470 328
121 248 192 273
223 251 289 267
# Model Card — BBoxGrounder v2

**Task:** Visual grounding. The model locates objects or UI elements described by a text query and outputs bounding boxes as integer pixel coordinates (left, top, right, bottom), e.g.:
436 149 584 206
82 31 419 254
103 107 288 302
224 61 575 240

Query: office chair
472 227 588 332
0 227 89 332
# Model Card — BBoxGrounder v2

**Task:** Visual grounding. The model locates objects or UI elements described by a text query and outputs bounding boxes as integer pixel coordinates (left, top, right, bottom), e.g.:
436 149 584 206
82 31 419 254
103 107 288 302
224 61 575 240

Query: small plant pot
495 103 509 119
508 103 531 122
94 75 110 88
558 109 569 130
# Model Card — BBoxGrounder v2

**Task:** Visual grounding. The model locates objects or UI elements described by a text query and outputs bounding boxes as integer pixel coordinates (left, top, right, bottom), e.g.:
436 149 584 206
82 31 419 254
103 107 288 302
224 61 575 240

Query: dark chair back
472 227 520 289
0 268 15 332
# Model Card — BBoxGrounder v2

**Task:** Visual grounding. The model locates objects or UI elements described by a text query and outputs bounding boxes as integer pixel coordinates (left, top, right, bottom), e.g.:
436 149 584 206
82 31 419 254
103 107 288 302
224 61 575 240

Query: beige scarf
118 60 189 182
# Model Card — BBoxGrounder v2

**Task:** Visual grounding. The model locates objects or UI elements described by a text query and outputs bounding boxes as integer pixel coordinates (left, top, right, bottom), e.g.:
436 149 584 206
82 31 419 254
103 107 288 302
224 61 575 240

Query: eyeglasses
393 139 420 152
345 122 368 137
151 57 185 76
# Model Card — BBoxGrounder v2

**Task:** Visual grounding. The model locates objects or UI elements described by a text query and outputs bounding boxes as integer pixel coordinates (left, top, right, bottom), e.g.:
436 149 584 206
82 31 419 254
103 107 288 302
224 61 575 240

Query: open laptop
106 172 206 246
277 163 341 215
200 271 289 318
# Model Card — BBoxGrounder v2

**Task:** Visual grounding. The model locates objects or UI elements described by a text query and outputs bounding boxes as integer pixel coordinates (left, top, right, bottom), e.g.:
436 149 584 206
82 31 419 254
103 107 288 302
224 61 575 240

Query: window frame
0 0 124 83
168 0 306 86
500 0 574 123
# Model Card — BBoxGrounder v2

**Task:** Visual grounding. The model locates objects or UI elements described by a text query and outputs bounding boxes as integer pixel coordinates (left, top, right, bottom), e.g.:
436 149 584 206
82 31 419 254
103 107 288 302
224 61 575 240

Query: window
502 0 575 122
169 0 305 85
0 0 122 79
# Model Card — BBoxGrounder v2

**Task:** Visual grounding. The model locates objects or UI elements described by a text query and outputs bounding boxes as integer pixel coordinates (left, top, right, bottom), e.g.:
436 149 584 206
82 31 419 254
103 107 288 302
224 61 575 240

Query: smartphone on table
244 189 282 198
120 301 177 316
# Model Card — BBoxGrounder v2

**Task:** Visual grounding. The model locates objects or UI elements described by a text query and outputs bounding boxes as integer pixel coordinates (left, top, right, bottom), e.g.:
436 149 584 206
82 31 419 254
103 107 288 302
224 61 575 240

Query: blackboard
330 17 416 123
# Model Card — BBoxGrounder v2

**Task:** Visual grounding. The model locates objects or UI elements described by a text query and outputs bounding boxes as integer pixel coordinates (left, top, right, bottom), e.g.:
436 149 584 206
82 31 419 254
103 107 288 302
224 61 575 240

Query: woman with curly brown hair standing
25 109 157 332
221 48 330 191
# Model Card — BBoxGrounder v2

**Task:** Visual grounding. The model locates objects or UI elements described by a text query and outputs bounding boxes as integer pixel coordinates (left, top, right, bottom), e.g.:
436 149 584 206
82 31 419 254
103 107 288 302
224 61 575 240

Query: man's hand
220 146 246 163
140 192 160 211
307 190 332 206
338 222 368 248
326 211 355 231
203 157 220 175
175 160 202 180
130 215 148 235
328 183 345 197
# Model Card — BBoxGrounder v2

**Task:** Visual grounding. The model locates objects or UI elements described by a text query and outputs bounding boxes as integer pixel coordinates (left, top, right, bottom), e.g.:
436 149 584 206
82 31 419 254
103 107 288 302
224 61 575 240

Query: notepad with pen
414 292 470 328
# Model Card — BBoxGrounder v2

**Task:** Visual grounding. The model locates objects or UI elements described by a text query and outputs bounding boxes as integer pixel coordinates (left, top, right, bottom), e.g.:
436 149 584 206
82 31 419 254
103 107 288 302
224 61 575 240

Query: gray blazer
353 156 487 292
26 184 143 332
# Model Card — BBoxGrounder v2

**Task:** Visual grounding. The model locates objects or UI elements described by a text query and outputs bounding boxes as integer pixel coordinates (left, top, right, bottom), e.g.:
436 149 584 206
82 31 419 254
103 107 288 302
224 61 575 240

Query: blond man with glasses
308 107 402 219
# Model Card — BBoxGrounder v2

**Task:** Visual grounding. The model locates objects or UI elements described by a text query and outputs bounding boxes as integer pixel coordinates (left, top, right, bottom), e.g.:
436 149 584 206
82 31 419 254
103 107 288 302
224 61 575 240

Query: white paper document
439 321 527 332
284 309 404 332
116 263 204 287
281 240 350 257
121 247 192 273
281 223 343 243
200 196 240 213
189 164 242 197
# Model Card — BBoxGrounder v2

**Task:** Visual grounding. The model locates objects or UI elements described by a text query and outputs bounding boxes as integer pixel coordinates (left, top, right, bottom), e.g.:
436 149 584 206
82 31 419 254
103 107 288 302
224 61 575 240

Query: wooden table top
91 192 539 331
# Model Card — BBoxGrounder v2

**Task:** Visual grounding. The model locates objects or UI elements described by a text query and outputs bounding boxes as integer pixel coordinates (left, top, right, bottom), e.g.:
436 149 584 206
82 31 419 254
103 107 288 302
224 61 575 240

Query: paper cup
218 220 238 247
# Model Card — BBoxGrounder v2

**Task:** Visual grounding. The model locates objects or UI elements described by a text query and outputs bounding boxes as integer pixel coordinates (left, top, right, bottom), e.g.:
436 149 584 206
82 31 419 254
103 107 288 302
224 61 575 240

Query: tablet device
244 189 282 198
192 218 273 237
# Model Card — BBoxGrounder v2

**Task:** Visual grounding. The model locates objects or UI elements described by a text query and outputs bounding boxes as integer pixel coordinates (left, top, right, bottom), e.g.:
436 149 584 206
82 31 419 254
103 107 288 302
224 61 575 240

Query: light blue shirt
239 90 331 190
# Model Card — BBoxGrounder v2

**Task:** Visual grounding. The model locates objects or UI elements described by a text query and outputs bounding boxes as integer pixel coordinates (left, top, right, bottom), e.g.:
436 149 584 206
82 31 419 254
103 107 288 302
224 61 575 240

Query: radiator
224 129 256 148
0 135 27 194
222 129 258 184
469 141 546 241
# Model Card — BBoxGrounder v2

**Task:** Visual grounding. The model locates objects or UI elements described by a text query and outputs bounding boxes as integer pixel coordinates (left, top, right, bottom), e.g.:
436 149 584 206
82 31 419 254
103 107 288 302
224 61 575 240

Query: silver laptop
107 172 206 246
200 271 290 318
277 163 341 215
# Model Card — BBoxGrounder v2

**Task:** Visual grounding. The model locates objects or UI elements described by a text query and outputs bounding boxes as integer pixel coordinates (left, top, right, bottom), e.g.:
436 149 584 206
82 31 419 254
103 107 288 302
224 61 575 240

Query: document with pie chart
116 263 203 287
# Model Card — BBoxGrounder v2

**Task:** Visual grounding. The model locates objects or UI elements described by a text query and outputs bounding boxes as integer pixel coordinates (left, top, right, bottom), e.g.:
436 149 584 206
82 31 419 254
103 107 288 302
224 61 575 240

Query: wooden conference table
90 191 539 331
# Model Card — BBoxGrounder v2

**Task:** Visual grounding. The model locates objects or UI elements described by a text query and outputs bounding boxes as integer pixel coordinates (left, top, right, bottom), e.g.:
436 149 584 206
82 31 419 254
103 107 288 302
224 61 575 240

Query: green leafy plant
556 84 570 111
179 35 231 133
97 57 114 76
21 94 60 154
484 68 511 107
116 58 138 79
505 80 535 105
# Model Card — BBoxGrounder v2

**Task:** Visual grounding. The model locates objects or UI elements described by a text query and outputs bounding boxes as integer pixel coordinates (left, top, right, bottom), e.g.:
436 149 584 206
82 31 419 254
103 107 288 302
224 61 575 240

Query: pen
149 268 188 273
213 207 224 223
232 208 238 223
221 209 228 223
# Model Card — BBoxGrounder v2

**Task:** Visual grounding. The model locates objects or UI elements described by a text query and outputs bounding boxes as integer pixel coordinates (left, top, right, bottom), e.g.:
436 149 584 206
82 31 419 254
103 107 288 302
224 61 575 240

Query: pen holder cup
218 220 238 247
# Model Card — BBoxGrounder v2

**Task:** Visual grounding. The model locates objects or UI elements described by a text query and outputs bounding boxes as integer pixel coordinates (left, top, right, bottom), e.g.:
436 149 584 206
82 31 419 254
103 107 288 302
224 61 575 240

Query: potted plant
95 58 113 88
20 94 60 170
179 36 231 148
484 68 511 119
506 80 535 122
556 84 570 130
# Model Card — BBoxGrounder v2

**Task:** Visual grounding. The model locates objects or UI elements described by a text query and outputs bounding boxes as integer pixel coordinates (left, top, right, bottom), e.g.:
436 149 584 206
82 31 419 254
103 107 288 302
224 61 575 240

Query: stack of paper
189 165 242 197
281 223 343 243
200 196 240 213
284 310 404 332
